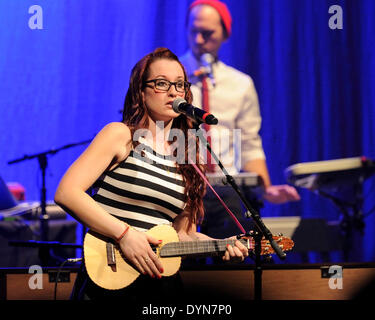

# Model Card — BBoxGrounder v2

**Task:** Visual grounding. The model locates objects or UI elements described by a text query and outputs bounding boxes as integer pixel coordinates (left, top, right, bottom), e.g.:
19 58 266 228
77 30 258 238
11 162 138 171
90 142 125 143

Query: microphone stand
7 138 91 265
193 122 286 301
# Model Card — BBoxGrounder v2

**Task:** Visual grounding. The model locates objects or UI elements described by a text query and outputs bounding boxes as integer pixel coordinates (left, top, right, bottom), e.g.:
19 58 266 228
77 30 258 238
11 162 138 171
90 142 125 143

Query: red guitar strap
190 160 246 234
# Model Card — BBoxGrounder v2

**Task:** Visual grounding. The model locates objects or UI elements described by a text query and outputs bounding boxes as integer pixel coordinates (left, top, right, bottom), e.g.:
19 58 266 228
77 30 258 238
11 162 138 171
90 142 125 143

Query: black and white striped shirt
93 138 186 232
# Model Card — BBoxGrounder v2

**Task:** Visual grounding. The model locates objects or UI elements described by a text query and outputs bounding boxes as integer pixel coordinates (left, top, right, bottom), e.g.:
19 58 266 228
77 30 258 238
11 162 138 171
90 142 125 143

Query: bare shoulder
92 122 132 162
100 122 131 139
95 122 132 147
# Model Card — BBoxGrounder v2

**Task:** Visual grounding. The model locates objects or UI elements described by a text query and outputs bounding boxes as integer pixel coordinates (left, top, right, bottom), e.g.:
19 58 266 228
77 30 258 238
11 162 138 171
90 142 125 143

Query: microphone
193 53 215 87
201 53 215 87
172 98 218 125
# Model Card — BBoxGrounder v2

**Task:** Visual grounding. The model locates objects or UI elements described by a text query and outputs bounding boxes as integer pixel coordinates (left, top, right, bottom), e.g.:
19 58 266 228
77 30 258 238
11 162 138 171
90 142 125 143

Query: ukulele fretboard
159 239 249 257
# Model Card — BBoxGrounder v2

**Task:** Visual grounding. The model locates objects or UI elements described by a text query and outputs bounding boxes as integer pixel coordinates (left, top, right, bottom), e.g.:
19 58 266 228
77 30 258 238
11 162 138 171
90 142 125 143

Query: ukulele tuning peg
264 255 273 262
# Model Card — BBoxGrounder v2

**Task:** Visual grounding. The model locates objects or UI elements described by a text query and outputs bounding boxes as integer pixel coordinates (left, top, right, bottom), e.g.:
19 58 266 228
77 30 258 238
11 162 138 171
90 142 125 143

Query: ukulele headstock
237 232 295 255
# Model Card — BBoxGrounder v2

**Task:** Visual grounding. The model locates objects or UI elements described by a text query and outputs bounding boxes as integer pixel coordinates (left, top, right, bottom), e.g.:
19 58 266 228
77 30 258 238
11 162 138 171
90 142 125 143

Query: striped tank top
92 137 186 232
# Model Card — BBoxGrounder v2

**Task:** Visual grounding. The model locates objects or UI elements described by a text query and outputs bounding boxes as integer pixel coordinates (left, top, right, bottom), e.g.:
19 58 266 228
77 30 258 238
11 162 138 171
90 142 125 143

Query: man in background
180 0 300 238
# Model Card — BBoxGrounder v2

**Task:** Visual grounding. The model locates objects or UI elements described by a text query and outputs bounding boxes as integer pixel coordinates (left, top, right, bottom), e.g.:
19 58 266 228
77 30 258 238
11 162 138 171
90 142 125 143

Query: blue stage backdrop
0 0 374 261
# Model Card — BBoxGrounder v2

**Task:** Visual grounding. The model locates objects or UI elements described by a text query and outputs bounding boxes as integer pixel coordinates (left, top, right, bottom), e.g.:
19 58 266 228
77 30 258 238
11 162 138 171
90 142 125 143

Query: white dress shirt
180 51 266 174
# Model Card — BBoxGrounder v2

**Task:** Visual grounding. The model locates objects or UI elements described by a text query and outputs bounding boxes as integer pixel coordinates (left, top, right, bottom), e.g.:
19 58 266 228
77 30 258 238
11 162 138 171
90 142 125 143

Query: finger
144 254 163 278
133 256 147 275
146 234 163 246
231 241 247 260
226 244 235 257
235 240 249 257
222 248 230 261
270 188 289 203
287 187 301 201
224 244 243 262
232 246 245 261
265 188 278 197
148 251 164 275
136 255 157 278
279 185 300 201
227 244 243 260
144 236 163 275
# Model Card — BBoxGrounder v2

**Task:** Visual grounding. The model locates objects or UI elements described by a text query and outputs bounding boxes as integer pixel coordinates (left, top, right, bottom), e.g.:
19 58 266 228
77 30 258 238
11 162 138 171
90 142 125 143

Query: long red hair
122 47 206 229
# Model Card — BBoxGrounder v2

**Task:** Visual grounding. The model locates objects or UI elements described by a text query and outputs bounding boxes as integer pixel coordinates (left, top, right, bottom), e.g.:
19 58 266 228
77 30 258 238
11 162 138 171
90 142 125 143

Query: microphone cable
53 257 82 300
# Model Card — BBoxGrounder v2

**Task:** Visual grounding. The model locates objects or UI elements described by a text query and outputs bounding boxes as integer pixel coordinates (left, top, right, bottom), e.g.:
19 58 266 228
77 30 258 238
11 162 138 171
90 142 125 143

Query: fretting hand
222 237 249 262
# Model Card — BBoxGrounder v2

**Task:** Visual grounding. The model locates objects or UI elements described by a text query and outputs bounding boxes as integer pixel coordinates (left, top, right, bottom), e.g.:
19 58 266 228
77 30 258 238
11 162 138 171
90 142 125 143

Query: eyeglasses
144 78 191 93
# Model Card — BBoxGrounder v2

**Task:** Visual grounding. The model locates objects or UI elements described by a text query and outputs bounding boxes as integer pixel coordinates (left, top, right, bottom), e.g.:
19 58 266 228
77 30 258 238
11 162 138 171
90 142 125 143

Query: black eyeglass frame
143 78 191 93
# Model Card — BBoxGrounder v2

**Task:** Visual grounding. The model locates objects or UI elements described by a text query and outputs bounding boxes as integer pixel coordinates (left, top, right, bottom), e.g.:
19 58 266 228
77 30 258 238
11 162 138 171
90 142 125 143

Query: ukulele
84 224 294 290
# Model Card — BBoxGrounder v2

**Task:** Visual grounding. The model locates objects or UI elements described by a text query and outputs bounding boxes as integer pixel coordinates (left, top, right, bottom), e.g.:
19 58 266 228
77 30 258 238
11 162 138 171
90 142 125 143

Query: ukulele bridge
106 242 117 272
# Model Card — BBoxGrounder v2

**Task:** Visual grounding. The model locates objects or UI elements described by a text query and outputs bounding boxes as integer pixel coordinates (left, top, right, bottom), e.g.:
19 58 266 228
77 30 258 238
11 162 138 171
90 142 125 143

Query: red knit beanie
189 0 232 37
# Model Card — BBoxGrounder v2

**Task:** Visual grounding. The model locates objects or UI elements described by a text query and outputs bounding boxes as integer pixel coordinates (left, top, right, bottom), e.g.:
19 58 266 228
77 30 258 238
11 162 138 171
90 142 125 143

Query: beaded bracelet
115 224 130 242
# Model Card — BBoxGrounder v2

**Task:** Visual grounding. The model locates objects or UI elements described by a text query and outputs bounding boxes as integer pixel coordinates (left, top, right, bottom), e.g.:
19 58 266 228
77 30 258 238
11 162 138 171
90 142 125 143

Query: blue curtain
0 0 374 261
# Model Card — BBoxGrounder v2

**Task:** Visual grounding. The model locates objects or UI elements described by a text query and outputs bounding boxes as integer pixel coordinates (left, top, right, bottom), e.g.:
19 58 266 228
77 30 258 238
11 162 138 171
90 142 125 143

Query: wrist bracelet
116 224 130 242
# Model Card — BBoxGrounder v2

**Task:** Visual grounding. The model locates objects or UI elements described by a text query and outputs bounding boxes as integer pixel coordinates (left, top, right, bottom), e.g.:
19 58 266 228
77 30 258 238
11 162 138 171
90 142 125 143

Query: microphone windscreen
201 53 215 65
172 98 186 113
